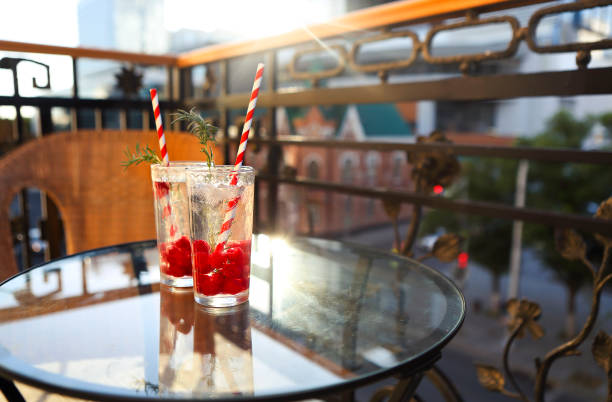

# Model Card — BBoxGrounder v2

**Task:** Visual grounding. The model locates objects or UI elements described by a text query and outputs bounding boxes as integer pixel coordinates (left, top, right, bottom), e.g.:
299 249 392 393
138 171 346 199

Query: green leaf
171 108 218 166
121 144 162 169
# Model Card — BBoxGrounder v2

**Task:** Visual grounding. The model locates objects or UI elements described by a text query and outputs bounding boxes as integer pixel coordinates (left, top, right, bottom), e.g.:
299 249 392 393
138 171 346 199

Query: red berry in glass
151 167 193 288
190 239 251 296
154 181 170 198
197 270 223 296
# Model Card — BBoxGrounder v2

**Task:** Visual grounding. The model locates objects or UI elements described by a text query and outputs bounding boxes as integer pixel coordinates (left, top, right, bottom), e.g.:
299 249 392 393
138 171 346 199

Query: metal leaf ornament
593 331 612 374
432 233 462 262
594 197 612 247
115 66 143 97
506 298 544 340
407 131 461 193
555 228 586 261
382 198 401 220
475 364 505 392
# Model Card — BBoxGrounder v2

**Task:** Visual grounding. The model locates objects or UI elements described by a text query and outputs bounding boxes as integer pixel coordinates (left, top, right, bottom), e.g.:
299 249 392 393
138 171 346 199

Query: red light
433 185 444 195
458 252 468 269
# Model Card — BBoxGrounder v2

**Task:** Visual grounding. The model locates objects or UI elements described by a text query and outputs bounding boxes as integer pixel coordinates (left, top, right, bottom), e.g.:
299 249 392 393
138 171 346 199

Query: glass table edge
0 236 466 401
0 239 158 287
321 236 467 356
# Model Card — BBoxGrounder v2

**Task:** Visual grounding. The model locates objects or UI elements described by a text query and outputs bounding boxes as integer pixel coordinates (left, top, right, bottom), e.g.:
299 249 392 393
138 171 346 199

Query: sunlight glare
164 0 335 39
252 234 271 269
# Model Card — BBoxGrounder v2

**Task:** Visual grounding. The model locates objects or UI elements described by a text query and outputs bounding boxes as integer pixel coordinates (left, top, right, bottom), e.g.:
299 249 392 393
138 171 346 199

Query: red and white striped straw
150 88 169 166
150 88 177 236
217 63 264 247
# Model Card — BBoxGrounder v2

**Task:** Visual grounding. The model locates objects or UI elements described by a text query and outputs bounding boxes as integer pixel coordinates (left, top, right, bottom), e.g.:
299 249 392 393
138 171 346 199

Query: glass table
0 235 465 401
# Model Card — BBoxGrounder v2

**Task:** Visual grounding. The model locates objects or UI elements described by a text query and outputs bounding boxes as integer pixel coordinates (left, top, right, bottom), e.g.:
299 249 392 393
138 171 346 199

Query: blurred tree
520 110 612 337
420 110 612 323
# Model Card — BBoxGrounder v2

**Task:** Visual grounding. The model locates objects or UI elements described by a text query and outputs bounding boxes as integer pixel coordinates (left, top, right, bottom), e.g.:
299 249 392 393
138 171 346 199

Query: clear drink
186 166 255 307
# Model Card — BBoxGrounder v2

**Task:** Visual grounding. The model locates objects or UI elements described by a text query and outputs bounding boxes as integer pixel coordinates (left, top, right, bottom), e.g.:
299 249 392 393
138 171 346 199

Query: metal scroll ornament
349 29 420 82
288 45 347 87
475 197 612 402
288 0 612 82
422 13 522 75
0 57 51 91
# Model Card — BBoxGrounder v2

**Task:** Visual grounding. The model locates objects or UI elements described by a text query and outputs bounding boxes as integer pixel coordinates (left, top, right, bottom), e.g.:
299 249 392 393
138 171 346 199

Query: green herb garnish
172 108 218 166
121 144 162 170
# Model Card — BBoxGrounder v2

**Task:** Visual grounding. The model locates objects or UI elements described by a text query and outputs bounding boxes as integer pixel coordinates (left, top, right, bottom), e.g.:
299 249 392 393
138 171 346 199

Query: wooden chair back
0 130 221 280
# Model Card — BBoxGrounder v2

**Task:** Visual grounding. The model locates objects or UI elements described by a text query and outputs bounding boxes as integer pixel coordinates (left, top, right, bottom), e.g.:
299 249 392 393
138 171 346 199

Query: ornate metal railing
2 0 612 400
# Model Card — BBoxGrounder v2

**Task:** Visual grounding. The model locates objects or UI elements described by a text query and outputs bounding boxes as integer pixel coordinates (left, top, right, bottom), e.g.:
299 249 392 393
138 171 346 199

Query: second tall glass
186 166 255 307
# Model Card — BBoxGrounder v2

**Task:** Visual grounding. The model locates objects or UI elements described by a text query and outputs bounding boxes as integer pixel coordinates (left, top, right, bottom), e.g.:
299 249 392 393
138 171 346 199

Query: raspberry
224 246 246 267
238 239 252 255
174 236 191 251
223 277 246 295
193 251 212 274
209 247 225 270
164 244 182 265
161 259 181 277
214 243 225 256
223 260 243 279
165 243 191 277
180 263 192 277
228 239 251 255
192 239 210 254
197 270 223 296
154 182 170 198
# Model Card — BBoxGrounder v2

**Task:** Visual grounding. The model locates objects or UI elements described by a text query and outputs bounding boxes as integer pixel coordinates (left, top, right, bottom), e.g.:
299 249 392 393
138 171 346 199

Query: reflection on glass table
0 235 465 401
159 286 254 396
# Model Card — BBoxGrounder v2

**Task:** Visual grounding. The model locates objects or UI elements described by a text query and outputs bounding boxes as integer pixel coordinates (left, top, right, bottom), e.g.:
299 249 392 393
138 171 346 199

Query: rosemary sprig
121 144 162 170
172 108 218 166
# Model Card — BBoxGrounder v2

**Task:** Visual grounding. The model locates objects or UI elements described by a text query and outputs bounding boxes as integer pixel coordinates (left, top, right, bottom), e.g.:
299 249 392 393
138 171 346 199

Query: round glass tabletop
0 235 465 401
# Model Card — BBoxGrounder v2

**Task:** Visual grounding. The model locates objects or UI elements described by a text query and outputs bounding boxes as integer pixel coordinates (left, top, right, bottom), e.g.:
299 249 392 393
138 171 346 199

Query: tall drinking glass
186 166 255 307
151 162 205 287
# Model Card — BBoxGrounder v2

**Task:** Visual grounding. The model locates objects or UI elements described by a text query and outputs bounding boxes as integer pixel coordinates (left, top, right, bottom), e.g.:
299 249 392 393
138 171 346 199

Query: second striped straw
216 63 264 250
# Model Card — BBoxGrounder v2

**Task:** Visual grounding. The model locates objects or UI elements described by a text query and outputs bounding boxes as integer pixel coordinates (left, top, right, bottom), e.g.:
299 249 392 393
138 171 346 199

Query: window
365 153 379 186
392 155 403 186
341 158 354 184
307 159 320 180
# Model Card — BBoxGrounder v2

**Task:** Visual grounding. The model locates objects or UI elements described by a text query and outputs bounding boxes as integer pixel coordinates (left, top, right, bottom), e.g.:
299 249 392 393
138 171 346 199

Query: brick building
250 104 414 236
246 102 516 238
